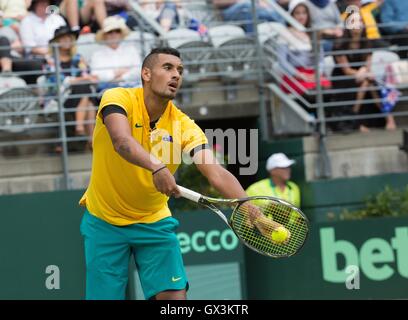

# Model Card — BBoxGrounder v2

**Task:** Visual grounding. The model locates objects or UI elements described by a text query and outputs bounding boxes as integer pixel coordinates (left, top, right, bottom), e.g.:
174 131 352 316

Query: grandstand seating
371 50 400 83
76 33 102 64
125 30 157 56
164 28 202 49
209 25 257 80
0 76 40 134
1 0 408 159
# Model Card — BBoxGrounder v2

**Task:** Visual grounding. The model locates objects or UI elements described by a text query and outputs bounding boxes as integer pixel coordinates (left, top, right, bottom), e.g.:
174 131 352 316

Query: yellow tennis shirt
79 87 208 226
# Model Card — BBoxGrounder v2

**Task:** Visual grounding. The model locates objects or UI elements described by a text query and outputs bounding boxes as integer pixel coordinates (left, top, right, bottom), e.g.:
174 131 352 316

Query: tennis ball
271 226 290 244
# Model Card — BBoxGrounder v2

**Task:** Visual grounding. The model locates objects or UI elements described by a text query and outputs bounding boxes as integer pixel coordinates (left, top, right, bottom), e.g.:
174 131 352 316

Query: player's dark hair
142 47 181 70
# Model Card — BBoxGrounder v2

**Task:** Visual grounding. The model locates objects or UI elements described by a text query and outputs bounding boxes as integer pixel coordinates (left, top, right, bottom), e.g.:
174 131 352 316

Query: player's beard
154 86 177 100
162 90 176 100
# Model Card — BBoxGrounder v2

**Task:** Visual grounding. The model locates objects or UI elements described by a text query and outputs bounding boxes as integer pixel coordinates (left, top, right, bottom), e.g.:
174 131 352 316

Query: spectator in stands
46 25 96 152
307 0 344 52
0 10 24 57
277 0 331 115
0 0 29 34
380 0 408 58
0 10 43 84
20 0 66 59
213 0 290 34
104 0 136 28
53 0 105 36
246 153 301 208
331 12 396 132
105 0 131 13
90 16 142 94
0 35 12 72
336 0 349 13
140 0 182 32
55 0 136 34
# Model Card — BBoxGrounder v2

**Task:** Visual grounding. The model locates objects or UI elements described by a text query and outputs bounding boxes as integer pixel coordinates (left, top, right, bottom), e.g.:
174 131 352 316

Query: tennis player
79 47 249 300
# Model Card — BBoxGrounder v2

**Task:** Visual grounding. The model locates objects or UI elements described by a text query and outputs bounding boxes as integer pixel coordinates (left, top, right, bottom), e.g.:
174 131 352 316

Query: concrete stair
303 129 408 181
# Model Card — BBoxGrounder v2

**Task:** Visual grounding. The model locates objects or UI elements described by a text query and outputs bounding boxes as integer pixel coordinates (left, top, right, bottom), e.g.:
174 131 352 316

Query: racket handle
177 185 202 203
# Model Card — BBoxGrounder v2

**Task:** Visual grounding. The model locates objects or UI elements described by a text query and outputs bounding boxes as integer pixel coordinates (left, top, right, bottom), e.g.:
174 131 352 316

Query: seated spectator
0 12 24 57
140 0 208 34
331 12 396 132
90 16 142 94
213 0 289 34
0 12 43 84
277 0 331 115
0 0 29 34
0 36 12 72
307 0 344 52
104 0 137 29
141 0 182 32
340 0 389 49
380 0 408 58
336 0 349 12
20 0 66 60
52 0 103 35
46 25 96 151
55 0 136 34
246 153 301 208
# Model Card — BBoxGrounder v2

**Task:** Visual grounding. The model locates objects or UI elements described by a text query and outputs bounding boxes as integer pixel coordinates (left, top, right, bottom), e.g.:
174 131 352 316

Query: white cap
288 0 308 15
266 153 296 171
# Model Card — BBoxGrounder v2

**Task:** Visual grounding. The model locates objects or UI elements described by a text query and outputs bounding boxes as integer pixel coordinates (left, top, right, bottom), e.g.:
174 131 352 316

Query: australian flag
380 85 400 113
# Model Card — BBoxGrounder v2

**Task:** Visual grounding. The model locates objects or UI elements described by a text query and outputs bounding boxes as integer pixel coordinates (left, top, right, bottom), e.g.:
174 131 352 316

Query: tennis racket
177 185 309 258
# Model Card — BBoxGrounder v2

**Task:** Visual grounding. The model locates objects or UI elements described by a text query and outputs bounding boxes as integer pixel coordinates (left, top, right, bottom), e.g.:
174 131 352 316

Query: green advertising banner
246 217 408 299
172 209 243 265
1 190 408 299
0 191 244 300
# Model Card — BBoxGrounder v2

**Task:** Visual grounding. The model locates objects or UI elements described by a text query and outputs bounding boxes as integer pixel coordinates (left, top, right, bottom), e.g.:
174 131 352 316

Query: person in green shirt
246 153 300 208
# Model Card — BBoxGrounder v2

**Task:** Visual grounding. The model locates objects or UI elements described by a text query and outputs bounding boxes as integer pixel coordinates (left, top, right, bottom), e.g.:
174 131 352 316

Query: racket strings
260 202 308 254
231 199 308 256
233 208 305 256
261 202 308 250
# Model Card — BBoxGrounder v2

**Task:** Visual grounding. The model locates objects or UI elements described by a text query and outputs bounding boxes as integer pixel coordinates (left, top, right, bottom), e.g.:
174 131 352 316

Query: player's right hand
152 166 181 197
240 202 262 229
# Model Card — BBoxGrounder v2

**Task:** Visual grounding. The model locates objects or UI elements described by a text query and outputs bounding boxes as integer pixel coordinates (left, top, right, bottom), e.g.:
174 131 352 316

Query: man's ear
141 67 151 83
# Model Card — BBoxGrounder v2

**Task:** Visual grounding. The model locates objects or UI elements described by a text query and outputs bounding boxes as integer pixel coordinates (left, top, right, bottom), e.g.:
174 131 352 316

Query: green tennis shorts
80 209 188 300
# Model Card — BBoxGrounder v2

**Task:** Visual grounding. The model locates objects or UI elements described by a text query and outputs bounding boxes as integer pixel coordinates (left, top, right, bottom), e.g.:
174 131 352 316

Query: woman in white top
277 0 330 114
0 0 29 33
19 0 66 59
90 15 142 93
